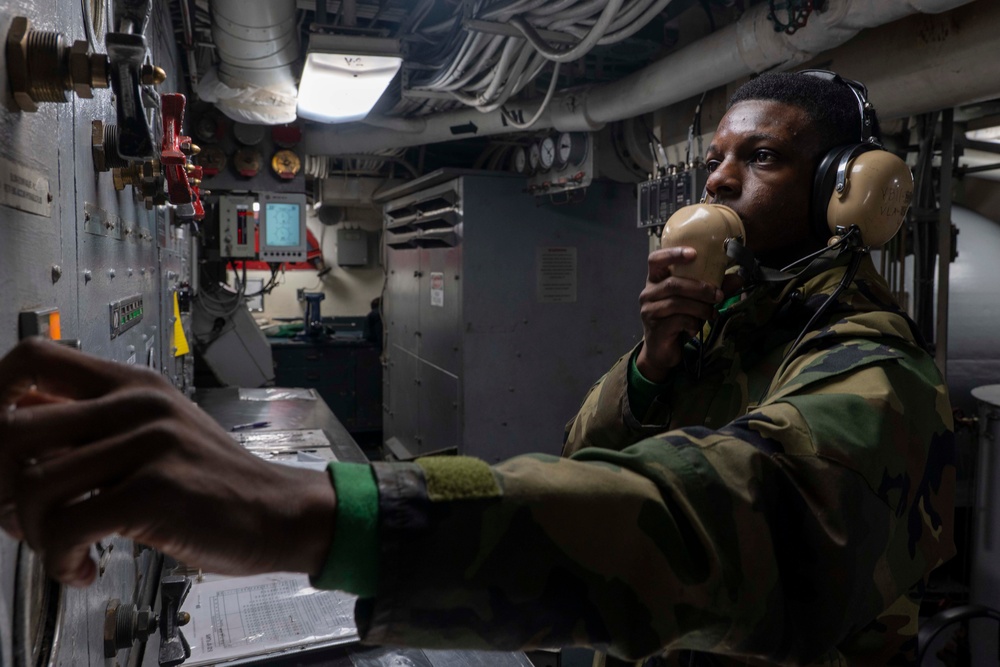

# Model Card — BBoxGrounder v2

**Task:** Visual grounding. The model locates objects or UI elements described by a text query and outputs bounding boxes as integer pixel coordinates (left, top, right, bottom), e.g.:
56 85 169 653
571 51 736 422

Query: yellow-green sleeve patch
416 456 502 501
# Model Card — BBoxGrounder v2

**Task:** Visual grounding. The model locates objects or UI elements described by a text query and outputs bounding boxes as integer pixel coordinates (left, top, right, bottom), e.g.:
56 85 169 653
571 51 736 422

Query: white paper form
182 573 358 666
229 429 332 451
238 388 318 401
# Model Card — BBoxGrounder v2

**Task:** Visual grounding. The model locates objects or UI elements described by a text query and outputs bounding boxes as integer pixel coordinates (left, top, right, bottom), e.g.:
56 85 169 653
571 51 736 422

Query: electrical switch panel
109 294 144 339
637 165 709 230
218 195 258 258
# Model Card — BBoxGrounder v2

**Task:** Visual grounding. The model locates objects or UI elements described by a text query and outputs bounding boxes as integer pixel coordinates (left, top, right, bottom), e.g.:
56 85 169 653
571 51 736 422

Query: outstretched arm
0 337 337 586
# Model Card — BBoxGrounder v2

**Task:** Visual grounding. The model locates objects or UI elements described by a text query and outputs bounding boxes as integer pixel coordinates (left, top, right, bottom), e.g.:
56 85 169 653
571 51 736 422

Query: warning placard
537 247 577 303
0 155 51 217
430 271 444 307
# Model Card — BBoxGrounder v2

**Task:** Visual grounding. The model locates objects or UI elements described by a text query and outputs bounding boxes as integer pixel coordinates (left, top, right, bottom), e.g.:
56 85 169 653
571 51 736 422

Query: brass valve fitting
7 16 111 111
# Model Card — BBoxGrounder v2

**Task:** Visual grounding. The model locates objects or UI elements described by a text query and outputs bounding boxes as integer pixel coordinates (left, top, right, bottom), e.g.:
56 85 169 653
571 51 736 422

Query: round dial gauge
528 143 541 172
271 149 301 180
513 146 528 174
233 147 262 178
557 132 588 168
233 122 266 147
197 145 226 177
539 136 557 171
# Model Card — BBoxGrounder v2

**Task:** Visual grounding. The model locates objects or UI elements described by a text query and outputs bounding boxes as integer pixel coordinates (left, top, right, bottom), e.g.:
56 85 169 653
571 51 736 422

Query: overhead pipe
212 0 298 88
571 0 978 127
303 0 981 154
203 0 299 124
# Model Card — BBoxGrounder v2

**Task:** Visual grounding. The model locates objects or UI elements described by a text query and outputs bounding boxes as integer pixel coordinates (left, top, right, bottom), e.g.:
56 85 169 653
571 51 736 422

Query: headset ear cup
827 149 913 246
812 145 854 240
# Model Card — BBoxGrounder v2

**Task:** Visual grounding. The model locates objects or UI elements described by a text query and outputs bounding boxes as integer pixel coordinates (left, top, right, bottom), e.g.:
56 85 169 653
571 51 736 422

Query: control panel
219 194 258 258
1 4 193 667
259 192 307 262
515 131 595 197
110 294 144 339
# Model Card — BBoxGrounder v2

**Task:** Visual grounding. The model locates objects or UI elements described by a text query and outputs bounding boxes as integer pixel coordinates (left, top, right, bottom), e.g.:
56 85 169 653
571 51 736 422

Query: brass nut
6 16 36 112
92 120 108 171
140 160 161 180
141 64 166 86
104 599 121 658
90 52 110 89
69 41 94 98
112 165 142 191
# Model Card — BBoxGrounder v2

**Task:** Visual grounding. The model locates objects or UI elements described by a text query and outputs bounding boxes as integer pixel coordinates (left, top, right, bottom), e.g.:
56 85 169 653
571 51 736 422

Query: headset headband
797 69 881 148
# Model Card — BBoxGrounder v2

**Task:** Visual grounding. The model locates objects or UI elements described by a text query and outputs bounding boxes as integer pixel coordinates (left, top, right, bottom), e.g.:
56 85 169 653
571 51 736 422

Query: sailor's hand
0 338 337 587
636 247 731 383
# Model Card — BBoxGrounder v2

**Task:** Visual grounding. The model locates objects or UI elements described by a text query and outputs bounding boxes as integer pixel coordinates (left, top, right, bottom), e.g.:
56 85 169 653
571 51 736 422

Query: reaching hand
0 338 337 587
636 247 740 383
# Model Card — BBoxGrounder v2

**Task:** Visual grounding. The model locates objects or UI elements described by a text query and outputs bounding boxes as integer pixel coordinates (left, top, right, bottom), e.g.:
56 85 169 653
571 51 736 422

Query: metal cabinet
271 340 383 433
382 172 650 463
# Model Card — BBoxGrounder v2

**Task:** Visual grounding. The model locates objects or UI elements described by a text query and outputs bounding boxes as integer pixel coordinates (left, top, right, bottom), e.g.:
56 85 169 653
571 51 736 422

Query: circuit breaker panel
0 2 194 665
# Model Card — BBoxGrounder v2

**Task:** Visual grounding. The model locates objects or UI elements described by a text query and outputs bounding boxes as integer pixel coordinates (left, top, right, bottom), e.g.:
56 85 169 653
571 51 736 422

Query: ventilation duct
199 0 300 125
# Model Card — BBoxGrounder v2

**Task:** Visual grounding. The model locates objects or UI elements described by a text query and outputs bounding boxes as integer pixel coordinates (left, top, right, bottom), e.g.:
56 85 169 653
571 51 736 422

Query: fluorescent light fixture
966 126 1000 143
297 35 402 123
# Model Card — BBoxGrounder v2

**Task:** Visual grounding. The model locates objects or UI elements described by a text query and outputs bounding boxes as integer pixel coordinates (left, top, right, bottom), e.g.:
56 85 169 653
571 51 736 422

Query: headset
799 69 913 247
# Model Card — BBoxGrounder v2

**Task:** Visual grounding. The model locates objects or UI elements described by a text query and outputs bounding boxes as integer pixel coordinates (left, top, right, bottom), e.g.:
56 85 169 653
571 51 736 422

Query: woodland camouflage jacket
356 254 955 665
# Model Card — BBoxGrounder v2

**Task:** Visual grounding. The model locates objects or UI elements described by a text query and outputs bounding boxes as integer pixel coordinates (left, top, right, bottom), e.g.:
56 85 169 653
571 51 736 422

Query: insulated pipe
563 0 977 127
303 0 981 154
211 0 299 89
802 0 1000 119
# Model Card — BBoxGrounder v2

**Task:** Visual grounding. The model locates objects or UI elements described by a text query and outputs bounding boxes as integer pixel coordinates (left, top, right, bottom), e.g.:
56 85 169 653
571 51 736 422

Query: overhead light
966 126 1000 143
297 34 402 124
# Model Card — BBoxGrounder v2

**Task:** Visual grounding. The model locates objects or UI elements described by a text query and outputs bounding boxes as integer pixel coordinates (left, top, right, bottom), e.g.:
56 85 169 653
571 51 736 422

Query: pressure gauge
513 146 528 174
271 149 301 180
271 124 302 148
194 113 223 144
539 136 557 171
197 145 226 177
233 147 263 178
233 122 266 147
528 143 541 172
557 132 588 168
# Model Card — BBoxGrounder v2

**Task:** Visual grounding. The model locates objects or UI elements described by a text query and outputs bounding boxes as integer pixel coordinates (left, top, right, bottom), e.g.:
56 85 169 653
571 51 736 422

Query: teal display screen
265 203 301 246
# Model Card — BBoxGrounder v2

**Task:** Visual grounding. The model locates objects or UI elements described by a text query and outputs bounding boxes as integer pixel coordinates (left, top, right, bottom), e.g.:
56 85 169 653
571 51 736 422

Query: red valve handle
160 93 186 165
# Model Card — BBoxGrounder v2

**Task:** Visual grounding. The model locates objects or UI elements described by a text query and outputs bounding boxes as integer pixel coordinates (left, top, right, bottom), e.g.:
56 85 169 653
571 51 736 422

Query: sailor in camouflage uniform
0 72 953 665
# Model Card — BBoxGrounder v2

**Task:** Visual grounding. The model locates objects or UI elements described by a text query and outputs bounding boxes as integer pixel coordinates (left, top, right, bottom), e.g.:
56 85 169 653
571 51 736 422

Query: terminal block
636 164 709 230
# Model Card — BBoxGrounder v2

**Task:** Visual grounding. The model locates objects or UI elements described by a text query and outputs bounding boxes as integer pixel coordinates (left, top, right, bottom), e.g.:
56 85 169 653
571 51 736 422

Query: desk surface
194 387 369 465
268 336 376 348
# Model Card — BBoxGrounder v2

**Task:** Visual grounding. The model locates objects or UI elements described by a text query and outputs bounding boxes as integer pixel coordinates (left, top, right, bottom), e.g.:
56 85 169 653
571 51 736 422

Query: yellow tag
172 292 190 357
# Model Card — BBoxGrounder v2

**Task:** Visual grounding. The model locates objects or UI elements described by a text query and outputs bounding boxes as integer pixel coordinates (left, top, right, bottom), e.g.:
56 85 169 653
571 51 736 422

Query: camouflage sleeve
357 339 955 663
562 345 674 457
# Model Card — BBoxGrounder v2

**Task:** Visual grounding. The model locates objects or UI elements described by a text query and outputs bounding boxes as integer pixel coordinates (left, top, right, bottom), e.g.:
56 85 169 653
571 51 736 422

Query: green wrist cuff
309 462 379 597
628 347 668 418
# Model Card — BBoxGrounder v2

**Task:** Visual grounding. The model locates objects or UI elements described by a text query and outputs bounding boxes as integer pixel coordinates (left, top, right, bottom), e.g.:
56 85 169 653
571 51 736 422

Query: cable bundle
394 0 674 124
